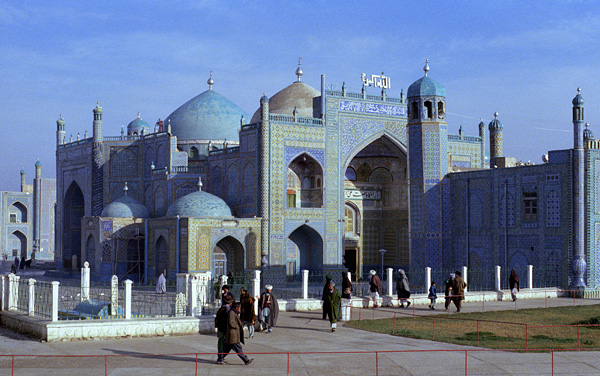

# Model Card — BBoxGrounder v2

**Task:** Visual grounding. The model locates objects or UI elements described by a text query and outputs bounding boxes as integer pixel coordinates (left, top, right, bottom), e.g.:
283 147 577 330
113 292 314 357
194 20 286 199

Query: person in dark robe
321 274 332 319
368 270 382 308
221 285 234 307
215 294 233 364
396 269 411 308
451 271 467 312
324 282 342 332
19 256 26 269
258 285 279 333
239 287 256 338
444 273 455 311
509 270 520 301
220 302 253 365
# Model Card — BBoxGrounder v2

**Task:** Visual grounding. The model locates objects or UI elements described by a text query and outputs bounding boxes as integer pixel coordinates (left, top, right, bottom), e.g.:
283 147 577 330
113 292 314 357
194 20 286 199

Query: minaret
91 102 104 216
20 169 26 192
32 160 42 257
259 92 270 268
407 59 448 278
572 87 586 288
488 112 503 168
56 115 65 146
478 119 486 168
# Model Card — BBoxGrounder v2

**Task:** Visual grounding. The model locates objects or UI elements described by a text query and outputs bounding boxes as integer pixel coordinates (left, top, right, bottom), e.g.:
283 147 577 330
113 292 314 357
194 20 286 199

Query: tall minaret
488 112 503 168
478 119 486 168
572 87 586 288
259 92 270 268
56 115 65 146
32 160 42 257
407 59 448 278
91 102 104 216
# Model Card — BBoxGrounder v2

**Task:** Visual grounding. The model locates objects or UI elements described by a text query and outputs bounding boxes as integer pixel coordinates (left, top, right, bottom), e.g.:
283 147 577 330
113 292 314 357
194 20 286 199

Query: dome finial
494 111 498 119
578 87 581 94
198 177 203 191
423 59 430 77
123 181 129 196
295 57 303 82
137 112 141 119
207 71 214 90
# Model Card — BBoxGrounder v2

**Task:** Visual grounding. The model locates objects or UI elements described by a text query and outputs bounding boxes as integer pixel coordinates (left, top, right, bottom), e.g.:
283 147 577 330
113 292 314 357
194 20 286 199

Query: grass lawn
344 304 600 350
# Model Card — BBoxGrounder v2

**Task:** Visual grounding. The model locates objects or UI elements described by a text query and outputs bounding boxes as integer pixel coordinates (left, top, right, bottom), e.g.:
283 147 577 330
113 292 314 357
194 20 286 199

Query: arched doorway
343 136 408 278
9 231 27 258
286 153 323 208
63 182 84 268
286 225 324 277
212 236 245 277
155 236 168 279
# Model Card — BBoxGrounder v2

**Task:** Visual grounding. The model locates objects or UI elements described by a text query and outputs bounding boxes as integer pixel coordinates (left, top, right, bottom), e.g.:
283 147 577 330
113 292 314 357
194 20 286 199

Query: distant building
0 162 55 260
54 61 597 290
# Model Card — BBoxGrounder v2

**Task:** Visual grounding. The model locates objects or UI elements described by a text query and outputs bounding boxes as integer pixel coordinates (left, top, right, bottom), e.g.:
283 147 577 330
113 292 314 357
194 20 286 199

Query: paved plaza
0 296 599 375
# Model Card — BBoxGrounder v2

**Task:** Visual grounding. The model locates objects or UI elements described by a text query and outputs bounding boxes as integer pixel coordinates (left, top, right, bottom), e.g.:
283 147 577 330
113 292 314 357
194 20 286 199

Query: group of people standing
214 284 279 365
367 269 412 308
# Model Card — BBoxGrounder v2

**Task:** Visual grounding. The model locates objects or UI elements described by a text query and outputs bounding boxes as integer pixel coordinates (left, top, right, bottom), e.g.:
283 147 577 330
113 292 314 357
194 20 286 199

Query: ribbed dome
407 76 446 98
250 81 320 123
488 112 503 130
127 113 150 135
584 124 594 140
101 195 151 218
166 190 232 218
165 90 249 141
573 89 584 106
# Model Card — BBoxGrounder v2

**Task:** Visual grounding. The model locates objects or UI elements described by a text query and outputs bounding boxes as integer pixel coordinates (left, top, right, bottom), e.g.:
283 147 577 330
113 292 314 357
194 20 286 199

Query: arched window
8 202 27 223
424 101 433 119
345 167 356 181
189 146 199 159
410 101 418 119
287 153 323 208
438 101 445 118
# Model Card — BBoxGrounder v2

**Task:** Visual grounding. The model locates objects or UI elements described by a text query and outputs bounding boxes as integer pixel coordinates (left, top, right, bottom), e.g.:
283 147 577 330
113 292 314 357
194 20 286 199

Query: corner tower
488 112 503 168
572 87 586 288
407 59 448 276
92 102 104 216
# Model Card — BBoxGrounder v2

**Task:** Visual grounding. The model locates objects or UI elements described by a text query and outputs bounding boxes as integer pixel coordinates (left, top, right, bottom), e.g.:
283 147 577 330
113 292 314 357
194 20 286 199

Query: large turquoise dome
166 190 232 218
101 195 150 218
165 89 249 141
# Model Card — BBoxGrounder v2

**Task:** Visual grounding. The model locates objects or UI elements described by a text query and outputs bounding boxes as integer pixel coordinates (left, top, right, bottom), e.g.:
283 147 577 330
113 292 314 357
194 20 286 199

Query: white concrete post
386 268 393 296
252 270 261 314
302 270 309 299
495 266 501 291
220 275 228 288
9 274 20 311
124 280 132 319
189 277 198 316
425 267 432 295
176 273 190 301
28 278 35 316
110 275 118 316
462 266 468 293
81 261 90 301
51 281 59 322
527 265 533 289
0 275 7 310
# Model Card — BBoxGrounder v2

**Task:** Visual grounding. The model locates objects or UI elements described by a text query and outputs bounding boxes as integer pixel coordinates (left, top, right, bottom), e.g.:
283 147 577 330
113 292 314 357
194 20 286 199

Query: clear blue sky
1 1 599 191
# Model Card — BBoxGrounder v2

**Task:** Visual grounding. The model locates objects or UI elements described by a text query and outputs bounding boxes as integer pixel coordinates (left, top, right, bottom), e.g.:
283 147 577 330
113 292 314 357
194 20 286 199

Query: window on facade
345 167 356 181
344 206 354 234
438 101 445 118
523 192 538 221
287 153 323 208
9 214 16 223
287 193 296 208
424 101 433 119
410 102 418 119
189 146 199 159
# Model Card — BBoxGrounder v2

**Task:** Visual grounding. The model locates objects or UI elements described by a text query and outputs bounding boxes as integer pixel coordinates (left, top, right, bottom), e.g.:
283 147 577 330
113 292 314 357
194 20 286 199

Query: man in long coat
321 274 333 319
215 294 233 364
239 287 256 338
258 285 279 333
369 270 382 308
451 271 467 312
324 282 342 332
219 302 254 365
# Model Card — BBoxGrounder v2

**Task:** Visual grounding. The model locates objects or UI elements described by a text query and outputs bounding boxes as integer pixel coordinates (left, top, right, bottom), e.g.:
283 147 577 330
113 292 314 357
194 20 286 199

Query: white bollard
110 275 118 316
527 265 533 289
425 267 432 296
9 274 20 311
302 270 309 299
124 280 132 319
462 266 468 293
51 281 60 322
386 268 394 297
81 261 90 301
495 266 501 291
0 275 7 311
176 273 190 299
189 277 198 316
252 270 261 315
28 278 36 316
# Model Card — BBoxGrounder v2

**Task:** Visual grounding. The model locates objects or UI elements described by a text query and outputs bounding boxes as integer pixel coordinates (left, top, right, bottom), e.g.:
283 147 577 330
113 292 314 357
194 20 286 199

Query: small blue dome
101 195 150 218
166 190 232 218
165 89 249 141
35 160 41 167
407 76 446 98
573 89 584 106
488 112 503 130
584 124 594 140
127 113 150 135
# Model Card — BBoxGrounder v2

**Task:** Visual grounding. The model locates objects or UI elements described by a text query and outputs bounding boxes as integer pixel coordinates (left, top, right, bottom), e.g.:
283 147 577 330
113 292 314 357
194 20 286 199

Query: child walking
428 281 438 310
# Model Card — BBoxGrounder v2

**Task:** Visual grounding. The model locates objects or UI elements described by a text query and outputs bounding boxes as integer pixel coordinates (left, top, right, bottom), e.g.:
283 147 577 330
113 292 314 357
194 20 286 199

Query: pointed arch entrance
286 153 323 208
285 225 323 276
343 135 409 278
63 182 84 268
9 231 27 258
212 236 245 277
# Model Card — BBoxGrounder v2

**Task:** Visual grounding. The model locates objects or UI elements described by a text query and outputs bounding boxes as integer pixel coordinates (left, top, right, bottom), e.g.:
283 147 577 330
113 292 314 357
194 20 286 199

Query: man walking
258 285 279 333
444 273 454 311
324 281 341 332
219 302 254 365
368 270 382 308
451 271 467 312
215 294 233 364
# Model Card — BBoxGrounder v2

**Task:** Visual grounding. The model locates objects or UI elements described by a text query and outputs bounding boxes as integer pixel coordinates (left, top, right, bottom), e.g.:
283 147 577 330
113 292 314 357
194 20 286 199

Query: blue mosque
54 60 597 290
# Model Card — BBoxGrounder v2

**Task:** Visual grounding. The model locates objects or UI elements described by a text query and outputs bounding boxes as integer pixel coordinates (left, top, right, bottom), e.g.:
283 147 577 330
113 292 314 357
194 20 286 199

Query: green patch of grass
455 331 516 342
